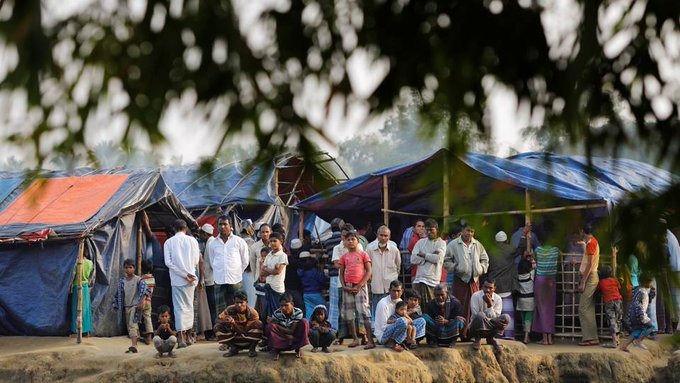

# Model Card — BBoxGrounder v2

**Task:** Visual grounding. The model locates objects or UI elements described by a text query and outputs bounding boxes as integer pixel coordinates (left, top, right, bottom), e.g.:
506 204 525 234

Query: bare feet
348 340 361 348
392 344 404 352
295 348 303 358
363 342 376 350
311 347 319 353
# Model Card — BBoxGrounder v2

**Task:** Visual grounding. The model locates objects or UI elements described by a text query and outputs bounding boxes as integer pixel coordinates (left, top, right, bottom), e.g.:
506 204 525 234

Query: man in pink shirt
339 230 376 349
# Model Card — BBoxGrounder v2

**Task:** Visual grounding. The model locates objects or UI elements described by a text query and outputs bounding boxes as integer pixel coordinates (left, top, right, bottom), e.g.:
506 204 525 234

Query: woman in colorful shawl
532 245 559 345
266 293 309 360
70 254 94 335
214 291 263 357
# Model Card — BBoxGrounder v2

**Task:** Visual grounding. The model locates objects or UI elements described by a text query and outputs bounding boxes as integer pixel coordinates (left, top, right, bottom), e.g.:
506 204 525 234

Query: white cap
495 231 507 242
299 251 311 258
242 219 253 228
291 238 302 250
201 224 214 235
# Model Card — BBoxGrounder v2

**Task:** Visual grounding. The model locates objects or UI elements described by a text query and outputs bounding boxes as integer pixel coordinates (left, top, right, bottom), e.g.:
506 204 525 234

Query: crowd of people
72 213 680 359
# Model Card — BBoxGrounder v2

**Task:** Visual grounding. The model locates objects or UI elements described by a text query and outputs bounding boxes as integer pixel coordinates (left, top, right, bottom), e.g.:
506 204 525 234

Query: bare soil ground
0 336 677 382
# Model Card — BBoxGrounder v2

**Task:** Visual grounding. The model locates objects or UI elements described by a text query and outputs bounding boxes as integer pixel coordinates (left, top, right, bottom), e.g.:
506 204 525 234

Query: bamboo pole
525 189 532 255
136 226 143 275
442 155 450 231
76 239 85 344
382 175 389 226
298 210 304 239
456 202 608 217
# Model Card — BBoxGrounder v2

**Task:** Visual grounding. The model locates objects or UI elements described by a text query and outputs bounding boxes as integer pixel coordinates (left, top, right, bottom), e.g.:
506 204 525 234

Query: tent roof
162 152 348 211
295 149 676 219
0 169 196 241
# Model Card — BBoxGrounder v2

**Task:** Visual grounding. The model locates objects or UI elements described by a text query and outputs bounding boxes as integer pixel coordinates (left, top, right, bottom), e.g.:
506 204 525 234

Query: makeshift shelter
296 148 677 339
162 152 348 237
0 169 196 338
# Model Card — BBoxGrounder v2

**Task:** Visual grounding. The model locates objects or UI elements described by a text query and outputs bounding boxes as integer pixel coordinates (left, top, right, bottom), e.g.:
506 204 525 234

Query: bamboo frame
75 239 85 344
136 226 142 275
382 175 389 226
456 202 608 218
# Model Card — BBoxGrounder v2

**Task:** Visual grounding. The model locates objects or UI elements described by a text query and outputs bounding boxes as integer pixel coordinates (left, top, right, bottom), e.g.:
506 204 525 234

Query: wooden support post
76 239 85 344
299 210 304 239
525 189 532 254
136 226 143 275
382 175 389 226
442 155 450 230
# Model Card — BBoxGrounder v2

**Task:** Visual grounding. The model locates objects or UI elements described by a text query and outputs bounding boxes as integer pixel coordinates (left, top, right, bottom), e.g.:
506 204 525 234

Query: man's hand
186 274 197 284
483 293 493 308
578 280 586 293
418 252 425 258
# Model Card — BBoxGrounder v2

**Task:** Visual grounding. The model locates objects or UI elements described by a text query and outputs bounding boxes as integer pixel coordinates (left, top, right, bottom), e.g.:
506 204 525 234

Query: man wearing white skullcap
483 230 517 338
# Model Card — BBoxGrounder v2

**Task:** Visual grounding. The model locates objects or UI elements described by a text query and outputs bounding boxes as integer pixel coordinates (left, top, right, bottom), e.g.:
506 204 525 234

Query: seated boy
153 305 177 358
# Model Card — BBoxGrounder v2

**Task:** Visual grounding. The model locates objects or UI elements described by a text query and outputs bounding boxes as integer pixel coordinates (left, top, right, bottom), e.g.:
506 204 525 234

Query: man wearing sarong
469 279 510 353
422 283 466 347
214 291 263 357
266 293 309 360
444 223 489 321
410 219 446 305
164 219 201 348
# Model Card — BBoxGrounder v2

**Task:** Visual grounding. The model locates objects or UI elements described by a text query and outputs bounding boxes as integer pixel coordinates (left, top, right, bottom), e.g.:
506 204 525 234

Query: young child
298 255 328 319
113 259 150 353
621 274 656 352
517 254 535 344
309 305 335 353
598 265 623 348
140 260 155 345
153 305 177 358
404 290 422 320
387 301 417 348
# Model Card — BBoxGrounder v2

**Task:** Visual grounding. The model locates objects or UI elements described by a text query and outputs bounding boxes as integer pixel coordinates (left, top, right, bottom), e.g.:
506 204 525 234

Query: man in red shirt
339 230 376 349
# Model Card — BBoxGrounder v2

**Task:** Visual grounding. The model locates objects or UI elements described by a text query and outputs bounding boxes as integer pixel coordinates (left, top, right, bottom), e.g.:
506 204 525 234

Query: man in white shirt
469 279 510 353
249 223 271 309
444 223 489 321
208 215 250 315
410 219 446 305
367 225 401 320
373 280 403 343
163 219 201 348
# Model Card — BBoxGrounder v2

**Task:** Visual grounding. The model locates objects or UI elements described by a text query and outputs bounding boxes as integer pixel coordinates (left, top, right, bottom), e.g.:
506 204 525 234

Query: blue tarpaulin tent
0 170 196 336
295 149 676 223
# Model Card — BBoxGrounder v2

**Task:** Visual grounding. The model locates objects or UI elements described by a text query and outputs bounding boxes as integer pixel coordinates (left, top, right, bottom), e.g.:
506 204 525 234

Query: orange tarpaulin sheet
0 174 129 225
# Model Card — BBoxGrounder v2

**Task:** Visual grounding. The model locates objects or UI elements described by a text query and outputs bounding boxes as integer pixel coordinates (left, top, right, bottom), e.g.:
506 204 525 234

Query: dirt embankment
0 337 677 382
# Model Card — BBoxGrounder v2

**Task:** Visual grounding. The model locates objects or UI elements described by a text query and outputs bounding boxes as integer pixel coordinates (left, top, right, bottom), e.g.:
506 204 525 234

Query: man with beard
422 284 466 347
410 219 446 305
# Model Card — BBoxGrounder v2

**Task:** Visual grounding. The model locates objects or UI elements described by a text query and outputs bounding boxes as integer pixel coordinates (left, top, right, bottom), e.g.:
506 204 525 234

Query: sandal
392 344 404 352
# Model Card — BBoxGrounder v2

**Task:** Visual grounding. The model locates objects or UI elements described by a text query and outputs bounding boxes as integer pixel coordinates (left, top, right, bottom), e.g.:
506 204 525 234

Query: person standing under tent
164 219 201 349
332 223 367 344
197 224 217 327
250 224 272 310
70 252 94 337
665 220 680 331
411 219 447 305
532 243 559 345
338 229 376 349
577 225 600 346
444 223 489 321
260 232 289 318
208 216 250 317
367 225 402 320
485 231 517 339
